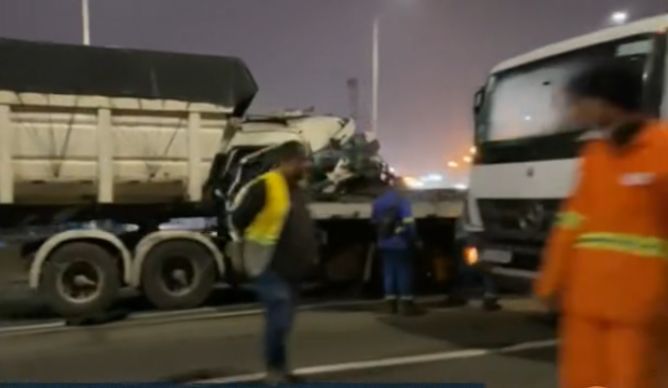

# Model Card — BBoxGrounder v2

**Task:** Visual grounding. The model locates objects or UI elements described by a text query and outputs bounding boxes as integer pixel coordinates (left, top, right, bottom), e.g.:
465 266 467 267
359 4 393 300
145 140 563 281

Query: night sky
1 0 667 177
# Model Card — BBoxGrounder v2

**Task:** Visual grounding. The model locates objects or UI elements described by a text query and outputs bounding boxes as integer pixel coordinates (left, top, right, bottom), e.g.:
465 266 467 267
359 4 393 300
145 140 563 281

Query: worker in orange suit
535 62 668 388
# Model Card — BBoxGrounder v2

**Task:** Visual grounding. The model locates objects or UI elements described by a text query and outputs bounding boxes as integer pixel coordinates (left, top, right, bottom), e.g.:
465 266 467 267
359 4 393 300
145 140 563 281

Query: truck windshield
479 35 660 143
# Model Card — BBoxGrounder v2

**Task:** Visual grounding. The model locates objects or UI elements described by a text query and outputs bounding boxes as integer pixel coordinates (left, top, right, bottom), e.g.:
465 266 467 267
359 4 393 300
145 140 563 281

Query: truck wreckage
209 112 391 209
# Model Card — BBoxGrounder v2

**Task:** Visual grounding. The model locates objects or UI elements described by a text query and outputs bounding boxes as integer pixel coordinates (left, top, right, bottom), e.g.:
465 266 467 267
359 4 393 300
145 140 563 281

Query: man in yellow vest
231 141 317 384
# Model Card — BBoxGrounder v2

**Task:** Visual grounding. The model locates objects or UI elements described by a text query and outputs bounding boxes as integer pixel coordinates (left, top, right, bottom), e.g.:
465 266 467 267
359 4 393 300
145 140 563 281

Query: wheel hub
171 269 188 287
73 274 97 287
162 257 197 296
57 260 103 305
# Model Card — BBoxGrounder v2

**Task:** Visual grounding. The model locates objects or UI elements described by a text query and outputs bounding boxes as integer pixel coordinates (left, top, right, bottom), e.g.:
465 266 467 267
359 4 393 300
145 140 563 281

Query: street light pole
371 2 420 136
371 17 380 136
82 0 91 46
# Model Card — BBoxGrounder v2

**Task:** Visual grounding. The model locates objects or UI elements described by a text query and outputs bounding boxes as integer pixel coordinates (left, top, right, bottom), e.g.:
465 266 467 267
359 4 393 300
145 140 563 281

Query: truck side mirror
473 87 485 115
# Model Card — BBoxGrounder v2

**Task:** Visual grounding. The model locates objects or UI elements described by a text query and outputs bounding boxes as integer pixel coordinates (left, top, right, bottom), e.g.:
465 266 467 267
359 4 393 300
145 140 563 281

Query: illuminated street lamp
447 161 459 168
469 146 477 155
463 156 473 164
611 11 629 25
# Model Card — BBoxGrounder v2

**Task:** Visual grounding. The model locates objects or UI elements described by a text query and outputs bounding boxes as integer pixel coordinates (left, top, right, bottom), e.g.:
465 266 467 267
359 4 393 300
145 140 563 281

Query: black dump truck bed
0 38 258 116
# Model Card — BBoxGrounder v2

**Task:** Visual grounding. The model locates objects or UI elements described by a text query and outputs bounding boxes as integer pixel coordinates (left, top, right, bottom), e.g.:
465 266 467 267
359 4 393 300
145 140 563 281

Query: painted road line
129 306 221 320
0 296 533 336
0 321 65 335
197 338 559 384
491 267 537 279
497 339 557 353
0 299 380 336
122 299 380 327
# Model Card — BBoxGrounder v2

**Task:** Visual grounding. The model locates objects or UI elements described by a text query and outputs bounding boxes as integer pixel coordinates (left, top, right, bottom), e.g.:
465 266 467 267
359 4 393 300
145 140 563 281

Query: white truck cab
465 14 668 283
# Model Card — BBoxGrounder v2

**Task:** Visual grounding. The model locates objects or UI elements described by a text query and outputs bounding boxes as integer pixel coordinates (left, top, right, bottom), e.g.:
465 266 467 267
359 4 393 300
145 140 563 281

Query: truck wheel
40 242 120 317
141 241 216 310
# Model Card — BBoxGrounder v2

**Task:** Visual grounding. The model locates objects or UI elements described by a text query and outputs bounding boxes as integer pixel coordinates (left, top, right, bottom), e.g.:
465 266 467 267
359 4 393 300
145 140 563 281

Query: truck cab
464 14 668 285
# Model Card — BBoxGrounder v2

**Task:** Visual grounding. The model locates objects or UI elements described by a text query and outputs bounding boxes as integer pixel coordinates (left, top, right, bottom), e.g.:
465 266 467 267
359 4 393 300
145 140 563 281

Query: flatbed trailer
3 191 462 317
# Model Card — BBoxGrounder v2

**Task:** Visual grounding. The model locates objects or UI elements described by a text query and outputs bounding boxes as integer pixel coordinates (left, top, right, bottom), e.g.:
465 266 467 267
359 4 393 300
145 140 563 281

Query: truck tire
141 240 216 310
40 242 120 318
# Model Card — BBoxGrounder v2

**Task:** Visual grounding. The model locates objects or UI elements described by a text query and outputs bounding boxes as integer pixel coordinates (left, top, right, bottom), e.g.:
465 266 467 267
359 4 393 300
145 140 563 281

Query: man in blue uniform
372 179 422 316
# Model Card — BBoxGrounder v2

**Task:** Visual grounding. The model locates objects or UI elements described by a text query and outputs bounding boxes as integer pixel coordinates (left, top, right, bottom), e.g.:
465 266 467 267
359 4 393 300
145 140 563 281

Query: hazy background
1 0 666 177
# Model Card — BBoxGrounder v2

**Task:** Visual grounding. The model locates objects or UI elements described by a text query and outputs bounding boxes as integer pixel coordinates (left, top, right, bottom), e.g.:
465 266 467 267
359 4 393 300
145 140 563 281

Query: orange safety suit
535 121 668 388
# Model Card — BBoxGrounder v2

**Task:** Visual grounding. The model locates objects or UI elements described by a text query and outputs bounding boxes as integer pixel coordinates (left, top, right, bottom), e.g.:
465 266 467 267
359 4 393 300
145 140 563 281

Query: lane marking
198 338 558 384
0 296 539 336
491 267 537 279
120 296 537 329
130 306 222 320
0 321 65 335
122 299 379 327
0 299 380 336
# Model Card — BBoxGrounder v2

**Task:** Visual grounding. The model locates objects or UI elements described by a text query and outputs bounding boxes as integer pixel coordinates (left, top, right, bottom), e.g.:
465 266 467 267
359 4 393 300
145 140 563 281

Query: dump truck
0 38 463 317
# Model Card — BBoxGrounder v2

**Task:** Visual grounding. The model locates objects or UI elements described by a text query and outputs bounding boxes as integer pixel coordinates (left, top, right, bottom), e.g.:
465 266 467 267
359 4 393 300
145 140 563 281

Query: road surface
0 298 558 387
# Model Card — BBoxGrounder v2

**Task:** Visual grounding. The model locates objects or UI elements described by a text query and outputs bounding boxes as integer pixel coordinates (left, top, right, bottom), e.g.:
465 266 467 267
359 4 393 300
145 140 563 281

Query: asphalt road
0 298 558 387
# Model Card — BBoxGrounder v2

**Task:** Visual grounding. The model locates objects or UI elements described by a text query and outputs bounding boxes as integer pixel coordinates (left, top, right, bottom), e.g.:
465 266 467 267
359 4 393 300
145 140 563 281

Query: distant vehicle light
421 173 444 183
470 146 477 155
464 246 479 266
403 176 425 189
448 161 459 168
463 156 473 164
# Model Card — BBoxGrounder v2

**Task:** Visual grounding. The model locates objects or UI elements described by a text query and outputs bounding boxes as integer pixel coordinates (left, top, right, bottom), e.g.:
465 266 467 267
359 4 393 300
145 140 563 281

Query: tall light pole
371 17 380 136
371 1 419 136
82 0 91 46
347 78 360 122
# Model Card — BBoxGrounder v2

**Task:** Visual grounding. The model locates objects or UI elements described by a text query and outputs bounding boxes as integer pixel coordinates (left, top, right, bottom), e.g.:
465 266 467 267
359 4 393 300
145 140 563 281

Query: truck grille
478 199 561 244
477 199 562 271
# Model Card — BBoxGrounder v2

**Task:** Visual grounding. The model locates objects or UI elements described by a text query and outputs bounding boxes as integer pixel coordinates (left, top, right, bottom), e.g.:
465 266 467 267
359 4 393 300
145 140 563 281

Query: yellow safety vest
236 171 291 277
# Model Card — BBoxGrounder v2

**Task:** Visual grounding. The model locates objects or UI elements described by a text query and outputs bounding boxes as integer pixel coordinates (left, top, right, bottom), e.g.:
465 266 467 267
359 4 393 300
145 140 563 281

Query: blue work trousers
255 270 297 372
381 249 414 299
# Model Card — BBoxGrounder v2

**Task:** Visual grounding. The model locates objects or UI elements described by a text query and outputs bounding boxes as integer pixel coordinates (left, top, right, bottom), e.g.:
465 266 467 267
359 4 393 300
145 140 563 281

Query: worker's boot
482 296 502 312
398 299 425 317
377 298 397 314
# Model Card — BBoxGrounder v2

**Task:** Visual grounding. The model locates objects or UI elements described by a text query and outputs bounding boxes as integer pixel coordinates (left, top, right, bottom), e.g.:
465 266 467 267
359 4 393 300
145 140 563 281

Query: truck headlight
463 246 479 266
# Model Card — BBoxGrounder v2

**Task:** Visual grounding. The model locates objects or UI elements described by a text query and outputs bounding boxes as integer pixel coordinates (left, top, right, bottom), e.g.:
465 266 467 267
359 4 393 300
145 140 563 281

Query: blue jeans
381 249 414 299
255 270 297 372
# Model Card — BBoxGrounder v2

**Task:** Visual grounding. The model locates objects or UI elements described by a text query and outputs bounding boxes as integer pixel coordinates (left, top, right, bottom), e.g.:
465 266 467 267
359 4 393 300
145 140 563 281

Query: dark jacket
232 179 318 282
